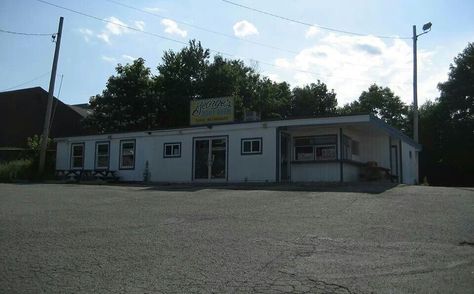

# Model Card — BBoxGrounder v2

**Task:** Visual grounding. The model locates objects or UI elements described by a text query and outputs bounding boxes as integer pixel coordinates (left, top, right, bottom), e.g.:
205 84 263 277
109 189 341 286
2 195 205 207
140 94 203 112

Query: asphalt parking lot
0 183 473 293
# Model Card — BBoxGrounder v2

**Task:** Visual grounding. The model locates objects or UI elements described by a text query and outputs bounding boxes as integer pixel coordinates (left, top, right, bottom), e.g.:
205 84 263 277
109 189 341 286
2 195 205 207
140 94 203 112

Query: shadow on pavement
137 181 399 194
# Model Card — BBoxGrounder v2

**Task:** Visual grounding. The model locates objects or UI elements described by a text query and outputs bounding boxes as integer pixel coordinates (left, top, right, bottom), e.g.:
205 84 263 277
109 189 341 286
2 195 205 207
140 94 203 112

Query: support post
39 17 64 174
413 25 419 143
339 128 343 183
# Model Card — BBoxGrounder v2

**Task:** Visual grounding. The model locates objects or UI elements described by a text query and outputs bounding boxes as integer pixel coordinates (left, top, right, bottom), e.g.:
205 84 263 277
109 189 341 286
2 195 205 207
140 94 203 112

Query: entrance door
391 145 399 181
194 137 227 181
280 132 291 182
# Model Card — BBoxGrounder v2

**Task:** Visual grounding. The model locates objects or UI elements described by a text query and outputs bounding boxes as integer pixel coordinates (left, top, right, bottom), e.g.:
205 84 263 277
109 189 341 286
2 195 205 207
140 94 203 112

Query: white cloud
97 32 110 44
275 58 291 68
233 20 259 38
270 33 441 106
161 19 187 37
105 16 128 35
96 16 129 44
135 20 145 31
305 26 320 39
263 72 282 83
101 55 116 63
122 54 136 62
78 28 93 42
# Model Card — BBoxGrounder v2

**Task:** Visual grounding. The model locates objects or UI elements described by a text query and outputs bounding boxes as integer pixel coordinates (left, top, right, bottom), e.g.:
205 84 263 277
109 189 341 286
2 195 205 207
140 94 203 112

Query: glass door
193 137 227 181
194 139 210 179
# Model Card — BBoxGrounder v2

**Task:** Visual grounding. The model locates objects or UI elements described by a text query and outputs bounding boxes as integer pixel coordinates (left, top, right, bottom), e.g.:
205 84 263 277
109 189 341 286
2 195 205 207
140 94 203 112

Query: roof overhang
369 115 422 150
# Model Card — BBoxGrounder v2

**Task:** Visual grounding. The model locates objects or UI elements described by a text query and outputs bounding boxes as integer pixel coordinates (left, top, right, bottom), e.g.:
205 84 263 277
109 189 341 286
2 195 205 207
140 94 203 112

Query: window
352 140 360 156
164 142 181 158
409 151 412 159
71 143 84 169
120 140 135 169
95 142 110 169
342 135 352 160
294 135 337 161
241 138 262 155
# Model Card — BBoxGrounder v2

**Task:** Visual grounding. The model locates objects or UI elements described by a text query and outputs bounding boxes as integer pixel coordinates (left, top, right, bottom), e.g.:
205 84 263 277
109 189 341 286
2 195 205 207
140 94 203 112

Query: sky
0 0 473 106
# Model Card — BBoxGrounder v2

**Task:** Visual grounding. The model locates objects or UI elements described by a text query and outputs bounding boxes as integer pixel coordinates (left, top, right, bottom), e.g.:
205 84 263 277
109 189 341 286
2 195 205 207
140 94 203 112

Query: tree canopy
340 84 409 131
419 42 474 186
85 58 157 132
86 40 334 131
291 81 338 116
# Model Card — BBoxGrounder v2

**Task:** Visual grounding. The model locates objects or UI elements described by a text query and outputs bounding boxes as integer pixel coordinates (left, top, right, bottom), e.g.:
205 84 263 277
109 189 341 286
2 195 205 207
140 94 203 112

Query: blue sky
1 0 473 106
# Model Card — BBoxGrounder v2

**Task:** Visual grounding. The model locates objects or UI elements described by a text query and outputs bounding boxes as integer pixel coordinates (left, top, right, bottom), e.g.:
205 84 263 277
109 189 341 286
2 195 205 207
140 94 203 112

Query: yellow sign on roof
190 97 234 125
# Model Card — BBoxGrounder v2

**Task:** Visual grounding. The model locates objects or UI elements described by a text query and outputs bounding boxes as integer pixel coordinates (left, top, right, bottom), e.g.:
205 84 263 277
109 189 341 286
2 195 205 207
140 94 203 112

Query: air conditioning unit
244 110 261 122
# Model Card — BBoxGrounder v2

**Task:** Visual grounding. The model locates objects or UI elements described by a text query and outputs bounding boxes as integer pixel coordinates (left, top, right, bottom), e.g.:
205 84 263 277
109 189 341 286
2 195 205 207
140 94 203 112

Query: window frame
119 139 136 170
163 142 182 158
70 143 85 170
351 140 360 156
293 135 338 162
95 141 110 170
241 137 263 155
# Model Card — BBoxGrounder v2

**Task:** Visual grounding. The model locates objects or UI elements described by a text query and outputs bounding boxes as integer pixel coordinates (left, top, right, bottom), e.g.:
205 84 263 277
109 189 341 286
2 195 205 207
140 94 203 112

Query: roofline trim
369 114 422 150
54 113 372 140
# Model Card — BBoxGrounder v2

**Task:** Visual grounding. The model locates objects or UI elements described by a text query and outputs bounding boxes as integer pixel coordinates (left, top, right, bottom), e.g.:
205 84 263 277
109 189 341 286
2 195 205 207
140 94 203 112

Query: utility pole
412 25 419 143
412 22 432 143
39 16 64 174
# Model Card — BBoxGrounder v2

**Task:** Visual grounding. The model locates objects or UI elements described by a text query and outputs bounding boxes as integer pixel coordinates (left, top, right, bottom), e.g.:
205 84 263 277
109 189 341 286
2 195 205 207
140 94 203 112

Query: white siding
291 163 340 182
401 141 418 184
343 163 359 182
55 126 277 183
55 141 69 170
359 133 390 169
54 115 420 185
227 128 276 182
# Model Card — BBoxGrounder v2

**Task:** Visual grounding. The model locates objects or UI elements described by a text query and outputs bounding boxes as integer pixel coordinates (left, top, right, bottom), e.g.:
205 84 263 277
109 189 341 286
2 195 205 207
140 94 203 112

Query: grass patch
0 159 35 182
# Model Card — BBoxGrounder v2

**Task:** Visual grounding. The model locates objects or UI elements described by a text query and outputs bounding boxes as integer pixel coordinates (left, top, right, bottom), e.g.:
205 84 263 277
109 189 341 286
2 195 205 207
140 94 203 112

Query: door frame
192 135 229 182
390 145 399 182
279 132 291 182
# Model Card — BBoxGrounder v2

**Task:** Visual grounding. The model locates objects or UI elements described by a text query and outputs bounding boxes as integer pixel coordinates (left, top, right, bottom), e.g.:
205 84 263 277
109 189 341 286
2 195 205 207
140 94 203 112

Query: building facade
0 87 89 162
55 114 420 184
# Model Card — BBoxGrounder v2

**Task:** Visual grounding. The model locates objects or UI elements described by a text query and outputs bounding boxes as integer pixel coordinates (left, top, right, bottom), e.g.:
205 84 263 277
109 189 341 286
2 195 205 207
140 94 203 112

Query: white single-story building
55 114 420 184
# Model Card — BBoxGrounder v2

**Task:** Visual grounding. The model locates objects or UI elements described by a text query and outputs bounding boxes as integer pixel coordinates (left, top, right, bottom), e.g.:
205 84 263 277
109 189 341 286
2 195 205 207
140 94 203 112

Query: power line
105 0 409 69
0 28 54 36
221 0 412 40
35 0 189 46
1 72 51 91
104 0 299 55
34 0 410 85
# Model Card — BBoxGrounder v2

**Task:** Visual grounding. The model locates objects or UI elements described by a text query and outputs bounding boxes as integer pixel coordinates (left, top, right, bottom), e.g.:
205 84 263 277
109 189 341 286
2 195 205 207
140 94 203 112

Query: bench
359 162 391 181
55 169 119 182
92 170 119 182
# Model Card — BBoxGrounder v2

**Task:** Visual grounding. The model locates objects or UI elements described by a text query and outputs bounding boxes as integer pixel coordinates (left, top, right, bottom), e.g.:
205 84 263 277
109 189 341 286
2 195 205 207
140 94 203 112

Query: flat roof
55 113 421 149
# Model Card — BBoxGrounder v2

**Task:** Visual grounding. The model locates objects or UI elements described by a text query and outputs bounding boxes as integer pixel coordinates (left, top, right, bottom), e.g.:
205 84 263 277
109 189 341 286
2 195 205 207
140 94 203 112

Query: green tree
155 40 210 127
291 81 337 117
85 58 157 132
437 43 474 124
201 55 260 120
340 84 408 131
254 78 292 119
419 43 474 185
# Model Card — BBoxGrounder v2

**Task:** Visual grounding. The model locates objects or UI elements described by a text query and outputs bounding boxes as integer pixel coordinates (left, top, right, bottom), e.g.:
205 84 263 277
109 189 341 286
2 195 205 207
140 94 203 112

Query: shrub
0 159 35 182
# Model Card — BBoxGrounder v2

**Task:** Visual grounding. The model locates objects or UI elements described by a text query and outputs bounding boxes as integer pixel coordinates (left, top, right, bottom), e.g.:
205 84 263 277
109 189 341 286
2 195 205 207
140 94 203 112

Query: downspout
399 139 404 183
339 128 343 183
389 136 393 183
275 127 281 183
